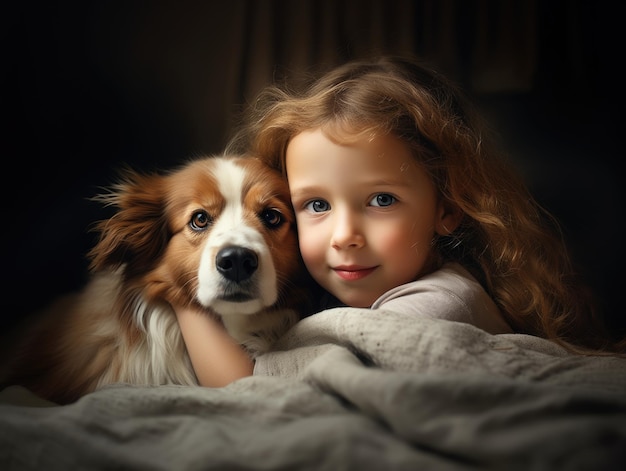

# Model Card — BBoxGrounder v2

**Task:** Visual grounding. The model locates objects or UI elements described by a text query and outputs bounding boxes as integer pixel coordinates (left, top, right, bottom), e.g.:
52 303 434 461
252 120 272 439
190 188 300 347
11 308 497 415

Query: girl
176 55 624 387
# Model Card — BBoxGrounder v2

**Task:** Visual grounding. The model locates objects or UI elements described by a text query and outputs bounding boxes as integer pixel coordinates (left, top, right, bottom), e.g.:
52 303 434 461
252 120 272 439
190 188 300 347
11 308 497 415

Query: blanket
1 308 626 470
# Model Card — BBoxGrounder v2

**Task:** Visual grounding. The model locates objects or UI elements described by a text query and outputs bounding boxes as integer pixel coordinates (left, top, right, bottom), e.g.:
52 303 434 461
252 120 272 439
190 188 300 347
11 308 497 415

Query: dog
1 155 309 404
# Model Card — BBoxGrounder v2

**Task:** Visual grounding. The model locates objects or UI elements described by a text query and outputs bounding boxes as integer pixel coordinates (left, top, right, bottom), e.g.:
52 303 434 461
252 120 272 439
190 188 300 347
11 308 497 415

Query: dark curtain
3 0 624 335
83 0 540 154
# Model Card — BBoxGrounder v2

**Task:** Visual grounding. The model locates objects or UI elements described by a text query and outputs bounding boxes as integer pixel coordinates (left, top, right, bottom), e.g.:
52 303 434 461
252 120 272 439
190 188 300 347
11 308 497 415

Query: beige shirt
370 262 512 335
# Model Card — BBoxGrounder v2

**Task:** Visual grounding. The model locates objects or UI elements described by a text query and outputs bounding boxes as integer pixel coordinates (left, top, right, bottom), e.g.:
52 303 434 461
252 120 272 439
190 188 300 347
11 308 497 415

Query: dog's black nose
216 246 259 283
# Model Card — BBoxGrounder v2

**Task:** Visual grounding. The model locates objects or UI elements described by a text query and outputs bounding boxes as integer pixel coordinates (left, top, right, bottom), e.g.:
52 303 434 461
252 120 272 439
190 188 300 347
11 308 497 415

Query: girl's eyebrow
289 186 324 198
361 178 414 188
291 179 412 196
376 177 411 184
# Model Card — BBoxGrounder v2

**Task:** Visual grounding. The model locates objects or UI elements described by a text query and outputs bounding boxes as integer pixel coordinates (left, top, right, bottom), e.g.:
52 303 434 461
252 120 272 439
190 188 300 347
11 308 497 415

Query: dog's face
89 155 301 316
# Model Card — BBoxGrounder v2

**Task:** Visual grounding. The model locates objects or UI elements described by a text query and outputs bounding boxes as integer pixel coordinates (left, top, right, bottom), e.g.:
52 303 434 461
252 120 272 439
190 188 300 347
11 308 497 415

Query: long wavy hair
226 55 623 354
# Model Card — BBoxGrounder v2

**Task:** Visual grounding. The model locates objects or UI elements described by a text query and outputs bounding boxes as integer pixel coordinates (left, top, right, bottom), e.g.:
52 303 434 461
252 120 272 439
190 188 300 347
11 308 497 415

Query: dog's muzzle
197 225 278 315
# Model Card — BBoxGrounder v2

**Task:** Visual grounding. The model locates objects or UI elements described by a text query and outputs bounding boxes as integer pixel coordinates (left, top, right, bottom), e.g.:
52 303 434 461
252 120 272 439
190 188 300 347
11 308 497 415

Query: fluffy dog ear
88 170 170 274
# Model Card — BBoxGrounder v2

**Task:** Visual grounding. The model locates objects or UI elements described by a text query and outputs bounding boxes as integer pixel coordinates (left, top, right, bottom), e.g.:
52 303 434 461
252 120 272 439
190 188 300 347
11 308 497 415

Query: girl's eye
304 199 330 213
370 193 396 207
260 208 284 228
190 210 212 231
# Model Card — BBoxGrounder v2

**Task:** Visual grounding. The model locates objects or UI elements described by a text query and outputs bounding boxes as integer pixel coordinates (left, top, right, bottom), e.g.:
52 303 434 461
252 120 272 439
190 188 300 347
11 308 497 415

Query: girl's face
286 128 461 307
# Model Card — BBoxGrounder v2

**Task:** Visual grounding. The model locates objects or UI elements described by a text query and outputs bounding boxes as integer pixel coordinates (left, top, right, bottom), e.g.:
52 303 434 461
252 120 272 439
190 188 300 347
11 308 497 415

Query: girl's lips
332 266 377 281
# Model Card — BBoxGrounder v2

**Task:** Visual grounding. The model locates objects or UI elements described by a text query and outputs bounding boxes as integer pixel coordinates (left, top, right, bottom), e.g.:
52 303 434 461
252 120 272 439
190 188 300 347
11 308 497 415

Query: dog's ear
88 170 169 273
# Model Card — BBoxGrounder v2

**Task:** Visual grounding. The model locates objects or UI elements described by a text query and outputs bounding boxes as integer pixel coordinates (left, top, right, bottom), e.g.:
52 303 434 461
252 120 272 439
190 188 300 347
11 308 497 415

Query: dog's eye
190 210 212 231
261 208 283 228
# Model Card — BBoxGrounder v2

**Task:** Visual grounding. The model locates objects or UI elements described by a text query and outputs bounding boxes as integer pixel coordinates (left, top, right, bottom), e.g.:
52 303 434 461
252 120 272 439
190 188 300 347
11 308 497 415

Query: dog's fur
1 155 309 404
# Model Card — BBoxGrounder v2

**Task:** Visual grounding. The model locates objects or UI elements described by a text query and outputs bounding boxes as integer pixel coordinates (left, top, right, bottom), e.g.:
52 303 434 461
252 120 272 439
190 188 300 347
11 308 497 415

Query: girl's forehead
317 121 384 145
287 128 421 177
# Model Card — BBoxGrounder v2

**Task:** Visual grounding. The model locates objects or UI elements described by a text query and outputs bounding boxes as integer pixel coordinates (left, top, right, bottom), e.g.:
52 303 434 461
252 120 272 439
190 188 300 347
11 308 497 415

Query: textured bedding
1 308 626 470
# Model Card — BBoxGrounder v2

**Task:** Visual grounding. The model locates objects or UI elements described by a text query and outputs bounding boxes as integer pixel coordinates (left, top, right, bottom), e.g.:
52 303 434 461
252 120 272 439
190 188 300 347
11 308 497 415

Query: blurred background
2 0 624 337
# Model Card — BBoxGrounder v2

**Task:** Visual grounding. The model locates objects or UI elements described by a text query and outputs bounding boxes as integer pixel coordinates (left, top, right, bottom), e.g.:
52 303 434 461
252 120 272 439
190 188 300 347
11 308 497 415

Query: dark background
2 0 624 337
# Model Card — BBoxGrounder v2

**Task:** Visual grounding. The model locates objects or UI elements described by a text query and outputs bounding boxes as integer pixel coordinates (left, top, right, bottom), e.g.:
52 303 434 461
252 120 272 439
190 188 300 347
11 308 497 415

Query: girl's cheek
296 232 318 264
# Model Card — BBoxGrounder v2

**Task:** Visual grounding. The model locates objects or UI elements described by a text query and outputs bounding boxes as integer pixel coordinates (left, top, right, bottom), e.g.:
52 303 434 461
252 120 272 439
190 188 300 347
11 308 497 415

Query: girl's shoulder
379 262 483 299
422 262 485 294
371 262 513 334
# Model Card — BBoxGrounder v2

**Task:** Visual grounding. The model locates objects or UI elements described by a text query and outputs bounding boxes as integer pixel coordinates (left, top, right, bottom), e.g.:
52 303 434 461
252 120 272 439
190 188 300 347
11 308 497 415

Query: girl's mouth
332 266 377 281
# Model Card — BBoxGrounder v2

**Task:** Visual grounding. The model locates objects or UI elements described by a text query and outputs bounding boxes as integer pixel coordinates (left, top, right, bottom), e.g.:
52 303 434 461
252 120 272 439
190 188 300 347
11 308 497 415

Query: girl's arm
174 305 254 387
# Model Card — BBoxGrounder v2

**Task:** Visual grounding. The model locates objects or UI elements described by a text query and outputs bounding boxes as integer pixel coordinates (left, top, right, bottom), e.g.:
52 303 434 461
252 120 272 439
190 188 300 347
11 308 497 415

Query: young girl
176 55 624 387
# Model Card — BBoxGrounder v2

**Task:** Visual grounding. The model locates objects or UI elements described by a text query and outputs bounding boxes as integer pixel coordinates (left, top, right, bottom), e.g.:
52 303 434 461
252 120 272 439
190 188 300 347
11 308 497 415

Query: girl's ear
435 201 463 236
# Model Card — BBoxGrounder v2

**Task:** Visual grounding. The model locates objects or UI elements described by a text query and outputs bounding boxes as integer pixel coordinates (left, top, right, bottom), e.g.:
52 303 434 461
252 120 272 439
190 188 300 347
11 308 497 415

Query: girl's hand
174 305 254 387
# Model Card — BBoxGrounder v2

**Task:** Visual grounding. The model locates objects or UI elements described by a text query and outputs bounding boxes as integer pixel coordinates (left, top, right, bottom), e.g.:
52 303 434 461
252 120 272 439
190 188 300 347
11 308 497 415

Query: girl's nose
330 210 365 249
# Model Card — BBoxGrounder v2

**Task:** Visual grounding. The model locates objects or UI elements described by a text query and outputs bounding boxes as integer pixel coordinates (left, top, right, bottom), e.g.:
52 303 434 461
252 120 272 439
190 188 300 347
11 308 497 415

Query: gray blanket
2 308 626 470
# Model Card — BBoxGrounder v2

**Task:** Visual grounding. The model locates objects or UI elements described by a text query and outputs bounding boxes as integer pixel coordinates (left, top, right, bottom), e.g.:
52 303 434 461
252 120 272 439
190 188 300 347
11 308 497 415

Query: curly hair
226 55 623 354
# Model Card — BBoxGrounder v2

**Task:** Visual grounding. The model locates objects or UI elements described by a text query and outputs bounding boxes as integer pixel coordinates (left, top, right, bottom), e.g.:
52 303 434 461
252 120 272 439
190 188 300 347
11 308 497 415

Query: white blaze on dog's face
157 156 299 316
197 158 277 314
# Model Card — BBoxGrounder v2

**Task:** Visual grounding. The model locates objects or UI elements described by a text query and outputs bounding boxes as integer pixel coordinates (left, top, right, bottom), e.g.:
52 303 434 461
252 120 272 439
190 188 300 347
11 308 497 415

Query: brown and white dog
2 155 309 404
